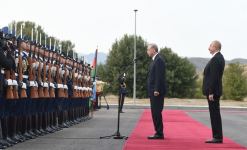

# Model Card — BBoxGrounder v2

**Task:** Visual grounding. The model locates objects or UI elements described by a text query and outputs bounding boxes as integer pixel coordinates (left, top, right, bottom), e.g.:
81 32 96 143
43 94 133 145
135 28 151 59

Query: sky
0 0 247 60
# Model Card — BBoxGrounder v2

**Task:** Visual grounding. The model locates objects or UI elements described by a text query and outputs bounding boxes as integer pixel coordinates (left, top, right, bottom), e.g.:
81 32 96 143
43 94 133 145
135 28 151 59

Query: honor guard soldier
0 28 17 149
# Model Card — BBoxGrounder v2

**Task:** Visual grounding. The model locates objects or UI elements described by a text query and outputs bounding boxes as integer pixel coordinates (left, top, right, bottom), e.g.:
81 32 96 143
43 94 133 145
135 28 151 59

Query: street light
133 9 138 105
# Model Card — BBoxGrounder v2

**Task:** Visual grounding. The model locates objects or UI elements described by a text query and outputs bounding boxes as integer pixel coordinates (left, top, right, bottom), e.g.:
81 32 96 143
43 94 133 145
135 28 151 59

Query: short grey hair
212 40 222 51
148 43 159 52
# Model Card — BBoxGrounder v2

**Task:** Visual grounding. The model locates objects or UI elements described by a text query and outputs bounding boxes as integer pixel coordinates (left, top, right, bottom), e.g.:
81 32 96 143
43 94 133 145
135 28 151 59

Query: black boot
38 114 47 135
45 112 56 133
10 116 21 143
21 116 31 140
16 116 26 142
28 115 37 138
0 118 11 148
2 117 16 145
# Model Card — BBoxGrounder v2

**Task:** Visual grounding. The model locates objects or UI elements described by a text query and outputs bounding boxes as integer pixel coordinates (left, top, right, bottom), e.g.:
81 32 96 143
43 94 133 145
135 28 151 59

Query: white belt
43 82 49 88
5 79 13 86
12 80 18 86
57 84 64 89
35 81 38 87
78 87 83 91
23 75 28 79
82 87 87 91
50 83 56 88
29 81 36 87
22 83 27 89
64 85 68 89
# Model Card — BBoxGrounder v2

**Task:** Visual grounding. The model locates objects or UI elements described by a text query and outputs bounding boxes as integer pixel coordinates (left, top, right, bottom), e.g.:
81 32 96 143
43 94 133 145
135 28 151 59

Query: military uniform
0 25 92 149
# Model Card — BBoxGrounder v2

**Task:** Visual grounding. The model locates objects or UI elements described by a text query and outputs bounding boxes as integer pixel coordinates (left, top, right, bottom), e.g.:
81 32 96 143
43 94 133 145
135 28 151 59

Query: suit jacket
202 52 225 97
147 54 167 97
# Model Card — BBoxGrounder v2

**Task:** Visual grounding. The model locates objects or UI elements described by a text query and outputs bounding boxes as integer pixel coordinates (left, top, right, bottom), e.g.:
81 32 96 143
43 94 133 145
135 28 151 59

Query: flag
91 49 98 79
91 49 98 101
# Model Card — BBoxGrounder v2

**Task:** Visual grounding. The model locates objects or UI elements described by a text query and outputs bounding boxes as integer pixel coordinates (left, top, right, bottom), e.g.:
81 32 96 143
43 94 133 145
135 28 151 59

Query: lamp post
133 9 138 105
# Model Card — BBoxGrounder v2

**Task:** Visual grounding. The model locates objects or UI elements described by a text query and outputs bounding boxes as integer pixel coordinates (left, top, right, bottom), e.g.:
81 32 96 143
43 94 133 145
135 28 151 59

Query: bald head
208 40 222 55
147 43 158 57
212 40 222 51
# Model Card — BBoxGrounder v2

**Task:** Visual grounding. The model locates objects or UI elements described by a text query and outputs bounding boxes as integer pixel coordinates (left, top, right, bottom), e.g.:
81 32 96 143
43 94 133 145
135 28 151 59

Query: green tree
223 63 247 101
103 34 149 98
194 76 205 99
159 48 198 98
97 34 198 98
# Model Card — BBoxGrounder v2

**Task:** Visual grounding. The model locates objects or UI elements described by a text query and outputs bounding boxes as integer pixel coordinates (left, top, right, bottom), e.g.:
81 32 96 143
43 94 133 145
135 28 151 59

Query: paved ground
8 108 143 150
7 106 247 150
186 108 247 147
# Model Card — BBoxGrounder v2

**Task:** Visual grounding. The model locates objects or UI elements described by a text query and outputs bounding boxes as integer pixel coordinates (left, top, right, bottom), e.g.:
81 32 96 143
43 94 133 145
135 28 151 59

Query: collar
212 51 219 58
152 53 158 60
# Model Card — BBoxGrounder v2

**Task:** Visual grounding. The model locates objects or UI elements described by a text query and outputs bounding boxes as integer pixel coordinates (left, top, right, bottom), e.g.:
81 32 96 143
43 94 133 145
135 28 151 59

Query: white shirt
212 51 220 58
152 53 158 60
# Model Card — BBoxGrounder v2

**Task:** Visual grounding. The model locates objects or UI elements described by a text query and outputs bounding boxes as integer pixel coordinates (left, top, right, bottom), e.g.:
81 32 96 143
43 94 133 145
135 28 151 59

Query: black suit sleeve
154 58 164 92
208 58 220 95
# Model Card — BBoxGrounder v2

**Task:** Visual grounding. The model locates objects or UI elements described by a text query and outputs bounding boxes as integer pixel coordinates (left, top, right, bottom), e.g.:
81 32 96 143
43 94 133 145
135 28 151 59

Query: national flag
90 49 98 101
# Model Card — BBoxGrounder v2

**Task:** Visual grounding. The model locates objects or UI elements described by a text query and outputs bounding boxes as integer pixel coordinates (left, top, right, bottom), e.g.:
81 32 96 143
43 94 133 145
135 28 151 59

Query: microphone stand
100 58 137 140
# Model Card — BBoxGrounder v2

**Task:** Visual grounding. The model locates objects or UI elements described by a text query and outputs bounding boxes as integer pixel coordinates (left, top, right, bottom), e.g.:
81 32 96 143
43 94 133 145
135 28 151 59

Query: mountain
187 57 247 71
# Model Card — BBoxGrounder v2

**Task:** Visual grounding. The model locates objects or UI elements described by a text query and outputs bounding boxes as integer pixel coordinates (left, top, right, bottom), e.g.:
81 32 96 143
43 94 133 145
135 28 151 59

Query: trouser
150 94 164 136
207 95 223 139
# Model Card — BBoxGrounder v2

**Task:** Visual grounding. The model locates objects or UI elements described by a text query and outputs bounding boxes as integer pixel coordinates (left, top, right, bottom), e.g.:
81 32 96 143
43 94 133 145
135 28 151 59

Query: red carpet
123 110 247 150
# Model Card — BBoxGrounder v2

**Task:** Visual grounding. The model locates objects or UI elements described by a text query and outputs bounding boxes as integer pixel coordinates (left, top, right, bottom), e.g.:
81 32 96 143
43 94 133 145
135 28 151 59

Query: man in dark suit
147 43 166 140
202 40 225 144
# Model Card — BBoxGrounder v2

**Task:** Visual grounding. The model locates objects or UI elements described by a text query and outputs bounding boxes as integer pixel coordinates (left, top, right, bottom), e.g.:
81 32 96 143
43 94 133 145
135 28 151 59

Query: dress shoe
46 127 55 133
62 123 69 128
28 131 37 138
0 139 12 147
147 134 164 140
0 144 7 149
16 134 26 142
205 138 223 144
11 136 21 143
6 137 18 145
22 132 32 140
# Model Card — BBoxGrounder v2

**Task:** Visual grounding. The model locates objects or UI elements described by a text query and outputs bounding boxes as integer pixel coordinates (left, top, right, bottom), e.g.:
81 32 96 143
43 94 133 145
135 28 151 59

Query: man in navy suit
203 40 225 144
146 43 166 140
